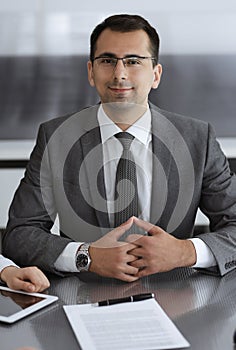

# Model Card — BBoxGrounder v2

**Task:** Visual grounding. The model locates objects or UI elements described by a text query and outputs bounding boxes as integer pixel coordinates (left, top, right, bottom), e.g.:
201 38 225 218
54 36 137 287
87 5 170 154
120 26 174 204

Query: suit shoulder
40 110 83 130
152 104 208 129
41 113 71 128
38 105 97 137
151 104 212 139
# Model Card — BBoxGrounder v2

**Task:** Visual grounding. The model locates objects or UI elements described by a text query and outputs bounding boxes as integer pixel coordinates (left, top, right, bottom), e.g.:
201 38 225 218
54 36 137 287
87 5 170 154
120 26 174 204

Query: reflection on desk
1 267 236 350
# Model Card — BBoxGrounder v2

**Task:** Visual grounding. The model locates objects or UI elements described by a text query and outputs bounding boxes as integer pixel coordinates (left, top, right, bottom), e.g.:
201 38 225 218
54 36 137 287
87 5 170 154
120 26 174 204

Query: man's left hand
126 217 197 277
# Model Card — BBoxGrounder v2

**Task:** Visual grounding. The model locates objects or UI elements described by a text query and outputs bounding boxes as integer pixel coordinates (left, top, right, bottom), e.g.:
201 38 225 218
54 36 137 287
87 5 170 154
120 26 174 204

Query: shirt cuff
0 258 18 274
54 242 83 272
189 238 217 268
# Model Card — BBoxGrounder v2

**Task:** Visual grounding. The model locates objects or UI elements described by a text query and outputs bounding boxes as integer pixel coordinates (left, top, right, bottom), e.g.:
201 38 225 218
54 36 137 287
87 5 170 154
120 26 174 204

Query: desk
1 268 236 350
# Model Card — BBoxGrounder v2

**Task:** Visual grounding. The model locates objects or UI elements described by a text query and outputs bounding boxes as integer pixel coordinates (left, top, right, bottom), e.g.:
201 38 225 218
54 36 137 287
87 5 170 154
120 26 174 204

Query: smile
109 87 134 93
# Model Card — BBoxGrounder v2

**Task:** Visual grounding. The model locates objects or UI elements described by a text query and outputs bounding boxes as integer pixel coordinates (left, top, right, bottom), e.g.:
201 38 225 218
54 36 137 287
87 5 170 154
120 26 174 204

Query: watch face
76 254 89 268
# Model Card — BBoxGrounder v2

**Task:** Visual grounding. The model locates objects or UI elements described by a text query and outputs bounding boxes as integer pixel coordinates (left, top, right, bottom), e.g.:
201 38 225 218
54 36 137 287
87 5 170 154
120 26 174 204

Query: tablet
0 286 58 323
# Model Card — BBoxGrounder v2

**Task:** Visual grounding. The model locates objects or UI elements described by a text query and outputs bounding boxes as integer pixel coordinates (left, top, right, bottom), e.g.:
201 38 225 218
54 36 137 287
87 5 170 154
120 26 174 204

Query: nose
113 59 128 80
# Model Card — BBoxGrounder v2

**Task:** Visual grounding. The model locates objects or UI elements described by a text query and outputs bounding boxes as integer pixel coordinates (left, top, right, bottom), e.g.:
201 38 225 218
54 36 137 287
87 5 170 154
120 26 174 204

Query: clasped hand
89 217 196 282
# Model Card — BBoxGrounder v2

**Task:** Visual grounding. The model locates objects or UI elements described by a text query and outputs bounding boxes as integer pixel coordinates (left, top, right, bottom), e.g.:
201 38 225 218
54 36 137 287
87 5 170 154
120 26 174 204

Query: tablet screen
0 289 45 316
0 286 58 323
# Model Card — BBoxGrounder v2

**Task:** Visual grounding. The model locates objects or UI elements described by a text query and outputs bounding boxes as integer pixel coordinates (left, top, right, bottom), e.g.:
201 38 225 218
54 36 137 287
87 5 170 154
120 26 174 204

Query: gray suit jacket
3 103 236 276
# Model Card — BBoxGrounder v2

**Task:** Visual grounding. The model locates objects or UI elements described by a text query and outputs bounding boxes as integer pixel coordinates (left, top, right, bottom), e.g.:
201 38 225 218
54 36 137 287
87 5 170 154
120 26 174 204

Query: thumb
133 217 160 235
24 282 36 293
110 217 134 240
14 280 36 293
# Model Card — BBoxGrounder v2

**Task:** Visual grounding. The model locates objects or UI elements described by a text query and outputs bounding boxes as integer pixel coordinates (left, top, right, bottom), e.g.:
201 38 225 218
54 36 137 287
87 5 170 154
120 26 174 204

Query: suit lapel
150 104 175 227
79 106 110 230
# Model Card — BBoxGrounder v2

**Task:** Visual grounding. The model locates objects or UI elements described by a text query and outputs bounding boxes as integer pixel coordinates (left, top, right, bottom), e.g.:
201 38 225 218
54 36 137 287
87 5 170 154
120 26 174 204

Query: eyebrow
95 52 146 58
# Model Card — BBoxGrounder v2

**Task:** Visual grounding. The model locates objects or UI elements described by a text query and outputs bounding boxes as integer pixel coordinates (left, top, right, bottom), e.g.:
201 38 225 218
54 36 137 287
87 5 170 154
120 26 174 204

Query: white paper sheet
63 298 190 350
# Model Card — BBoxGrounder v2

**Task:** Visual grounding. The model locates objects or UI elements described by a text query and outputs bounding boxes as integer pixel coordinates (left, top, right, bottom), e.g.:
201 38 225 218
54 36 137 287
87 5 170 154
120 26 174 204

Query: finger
126 252 141 263
28 277 50 293
129 258 146 269
9 279 36 293
19 268 50 292
125 233 143 243
136 267 151 278
21 282 37 293
110 217 134 240
128 247 144 258
133 217 160 235
116 265 140 282
120 216 134 227
119 273 140 283
28 279 50 293
124 264 140 276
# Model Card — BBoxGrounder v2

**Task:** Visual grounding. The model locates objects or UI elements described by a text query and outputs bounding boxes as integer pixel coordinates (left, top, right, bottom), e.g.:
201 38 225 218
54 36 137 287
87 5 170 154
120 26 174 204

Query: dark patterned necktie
114 132 139 228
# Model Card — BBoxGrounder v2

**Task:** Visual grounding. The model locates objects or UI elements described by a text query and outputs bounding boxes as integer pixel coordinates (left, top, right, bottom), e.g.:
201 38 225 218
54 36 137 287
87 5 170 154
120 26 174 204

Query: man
3 14 236 281
0 254 49 291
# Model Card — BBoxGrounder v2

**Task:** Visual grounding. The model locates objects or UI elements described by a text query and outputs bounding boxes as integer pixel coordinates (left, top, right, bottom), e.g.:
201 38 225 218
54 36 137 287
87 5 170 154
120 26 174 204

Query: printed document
63 298 190 350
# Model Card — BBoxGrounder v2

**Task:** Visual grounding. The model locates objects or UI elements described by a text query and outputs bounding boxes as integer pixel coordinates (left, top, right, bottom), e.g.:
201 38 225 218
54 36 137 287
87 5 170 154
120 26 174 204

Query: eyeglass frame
92 55 157 68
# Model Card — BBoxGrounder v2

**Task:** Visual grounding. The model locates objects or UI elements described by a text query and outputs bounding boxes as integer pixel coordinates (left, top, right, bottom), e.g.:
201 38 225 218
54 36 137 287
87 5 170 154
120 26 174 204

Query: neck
102 102 148 131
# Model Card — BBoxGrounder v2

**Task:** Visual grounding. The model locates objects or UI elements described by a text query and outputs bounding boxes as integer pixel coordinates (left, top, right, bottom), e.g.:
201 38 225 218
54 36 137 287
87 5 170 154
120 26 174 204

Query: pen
95 293 154 306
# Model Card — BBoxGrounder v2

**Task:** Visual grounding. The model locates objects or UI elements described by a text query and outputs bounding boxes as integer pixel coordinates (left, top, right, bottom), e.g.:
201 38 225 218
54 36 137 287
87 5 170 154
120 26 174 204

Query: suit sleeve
2 124 73 274
197 123 236 276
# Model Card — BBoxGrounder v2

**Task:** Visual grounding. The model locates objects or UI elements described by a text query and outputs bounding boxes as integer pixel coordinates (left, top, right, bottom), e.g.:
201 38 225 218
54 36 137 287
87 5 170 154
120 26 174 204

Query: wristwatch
75 243 91 272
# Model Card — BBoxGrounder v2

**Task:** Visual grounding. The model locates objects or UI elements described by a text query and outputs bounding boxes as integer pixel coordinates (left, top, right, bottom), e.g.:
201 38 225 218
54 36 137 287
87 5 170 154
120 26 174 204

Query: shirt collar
98 104 151 146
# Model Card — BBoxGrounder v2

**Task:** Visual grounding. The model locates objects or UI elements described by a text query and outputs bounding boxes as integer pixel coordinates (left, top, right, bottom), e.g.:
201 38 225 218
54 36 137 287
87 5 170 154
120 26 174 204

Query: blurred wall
0 0 236 56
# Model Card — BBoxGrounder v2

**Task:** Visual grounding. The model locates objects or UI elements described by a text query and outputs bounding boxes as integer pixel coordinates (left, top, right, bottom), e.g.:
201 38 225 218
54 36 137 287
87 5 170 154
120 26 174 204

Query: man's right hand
89 217 140 282
0 266 50 292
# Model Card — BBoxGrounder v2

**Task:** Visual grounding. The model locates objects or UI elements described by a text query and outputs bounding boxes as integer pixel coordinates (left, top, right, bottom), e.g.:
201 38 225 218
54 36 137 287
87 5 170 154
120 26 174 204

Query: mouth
109 87 134 94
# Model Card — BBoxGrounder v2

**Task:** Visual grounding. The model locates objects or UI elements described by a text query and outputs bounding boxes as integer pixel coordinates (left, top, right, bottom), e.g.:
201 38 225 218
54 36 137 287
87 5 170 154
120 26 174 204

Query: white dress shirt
0 254 18 274
54 105 216 272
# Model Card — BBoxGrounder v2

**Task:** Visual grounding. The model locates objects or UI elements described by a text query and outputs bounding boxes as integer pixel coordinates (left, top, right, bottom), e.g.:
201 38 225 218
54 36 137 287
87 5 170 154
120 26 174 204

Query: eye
125 58 142 66
100 58 116 65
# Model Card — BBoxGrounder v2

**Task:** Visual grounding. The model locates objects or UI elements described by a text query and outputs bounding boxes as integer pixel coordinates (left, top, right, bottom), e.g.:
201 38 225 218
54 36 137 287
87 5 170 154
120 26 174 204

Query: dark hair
90 14 160 66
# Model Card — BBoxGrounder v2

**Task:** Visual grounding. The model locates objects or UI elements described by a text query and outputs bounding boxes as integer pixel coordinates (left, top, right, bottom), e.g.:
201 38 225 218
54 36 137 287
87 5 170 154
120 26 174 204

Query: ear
152 63 162 89
87 60 95 87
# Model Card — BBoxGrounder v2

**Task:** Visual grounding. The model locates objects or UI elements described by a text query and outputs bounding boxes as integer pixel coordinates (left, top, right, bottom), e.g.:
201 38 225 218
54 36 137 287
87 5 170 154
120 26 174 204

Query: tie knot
115 132 134 150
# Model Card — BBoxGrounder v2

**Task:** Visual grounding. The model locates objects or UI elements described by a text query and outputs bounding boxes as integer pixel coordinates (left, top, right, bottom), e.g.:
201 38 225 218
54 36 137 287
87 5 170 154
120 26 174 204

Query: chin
104 101 137 110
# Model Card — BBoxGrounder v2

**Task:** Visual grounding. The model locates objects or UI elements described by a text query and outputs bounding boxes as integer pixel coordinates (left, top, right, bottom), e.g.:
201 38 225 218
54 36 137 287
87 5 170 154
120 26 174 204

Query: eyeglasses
93 56 156 69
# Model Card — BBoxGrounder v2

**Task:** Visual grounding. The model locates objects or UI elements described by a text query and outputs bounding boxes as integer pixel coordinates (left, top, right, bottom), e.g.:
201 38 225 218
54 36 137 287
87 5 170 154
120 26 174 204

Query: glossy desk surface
1 268 236 350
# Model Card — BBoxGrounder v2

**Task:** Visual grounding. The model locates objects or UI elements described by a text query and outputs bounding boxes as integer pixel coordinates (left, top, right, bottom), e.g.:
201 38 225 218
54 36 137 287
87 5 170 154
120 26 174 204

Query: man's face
87 29 162 107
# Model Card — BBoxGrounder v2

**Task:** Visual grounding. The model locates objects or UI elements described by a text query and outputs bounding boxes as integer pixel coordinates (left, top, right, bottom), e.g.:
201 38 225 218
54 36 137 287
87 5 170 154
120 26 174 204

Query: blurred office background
0 0 236 236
